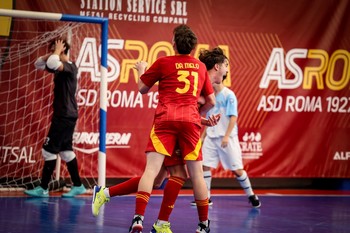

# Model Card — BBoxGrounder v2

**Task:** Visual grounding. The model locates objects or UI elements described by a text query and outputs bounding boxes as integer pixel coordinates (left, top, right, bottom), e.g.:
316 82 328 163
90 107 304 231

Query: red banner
1 0 349 179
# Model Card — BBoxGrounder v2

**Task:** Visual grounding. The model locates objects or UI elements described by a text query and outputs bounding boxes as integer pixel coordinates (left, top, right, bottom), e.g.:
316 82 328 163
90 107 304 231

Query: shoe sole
92 186 99 204
150 228 172 233
130 226 143 233
24 191 49 198
92 185 99 216
252 203 261 208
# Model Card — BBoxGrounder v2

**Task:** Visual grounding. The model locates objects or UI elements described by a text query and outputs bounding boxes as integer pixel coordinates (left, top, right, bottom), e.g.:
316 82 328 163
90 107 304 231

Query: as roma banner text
0 0 349 179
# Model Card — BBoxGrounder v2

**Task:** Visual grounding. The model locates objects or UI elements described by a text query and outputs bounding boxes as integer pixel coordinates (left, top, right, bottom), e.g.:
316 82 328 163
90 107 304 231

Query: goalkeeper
24 39 86 198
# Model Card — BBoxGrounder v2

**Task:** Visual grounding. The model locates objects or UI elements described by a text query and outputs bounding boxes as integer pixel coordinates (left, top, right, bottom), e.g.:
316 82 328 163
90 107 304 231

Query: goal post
0 9 108 188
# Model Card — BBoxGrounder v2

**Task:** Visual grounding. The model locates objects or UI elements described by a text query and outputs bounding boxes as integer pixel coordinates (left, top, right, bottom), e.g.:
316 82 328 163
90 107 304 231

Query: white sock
236 170 254 196
203 170 212 199
156 220 169 225
104 187 110 198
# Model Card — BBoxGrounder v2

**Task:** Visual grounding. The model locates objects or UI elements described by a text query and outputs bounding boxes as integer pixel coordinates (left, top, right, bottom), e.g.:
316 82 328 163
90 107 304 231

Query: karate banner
1 0 349 179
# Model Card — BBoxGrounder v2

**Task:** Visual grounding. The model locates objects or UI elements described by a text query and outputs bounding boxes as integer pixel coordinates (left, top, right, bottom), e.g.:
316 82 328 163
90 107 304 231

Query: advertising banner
1 0 349 179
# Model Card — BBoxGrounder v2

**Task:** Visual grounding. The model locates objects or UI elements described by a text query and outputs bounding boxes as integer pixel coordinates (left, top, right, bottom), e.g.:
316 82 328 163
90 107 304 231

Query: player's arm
199 93 215 116
46 40 65 71
199 72 216 115
198 95 220 126
201 125 208 143
34 53 51 70
222 115 236 148
134 61 150 94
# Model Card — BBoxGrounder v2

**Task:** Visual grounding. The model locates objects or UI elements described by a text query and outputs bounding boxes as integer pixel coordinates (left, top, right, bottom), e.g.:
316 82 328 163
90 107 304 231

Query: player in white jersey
192 47 261 208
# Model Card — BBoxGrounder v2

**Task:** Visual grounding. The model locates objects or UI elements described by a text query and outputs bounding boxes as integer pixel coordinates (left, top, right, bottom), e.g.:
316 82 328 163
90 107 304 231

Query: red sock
135 191 151 216
195 198 209 222
158 176 186 221
109 177 141 197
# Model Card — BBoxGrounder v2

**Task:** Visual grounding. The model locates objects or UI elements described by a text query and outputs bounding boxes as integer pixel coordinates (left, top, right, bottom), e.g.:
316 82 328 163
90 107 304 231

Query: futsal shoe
190 199 213 206
248 194 261 208
196 220 210 233
150 221 172 233
24 186 49 197
62 184 86 198
129 215 143 233
91 185 110 217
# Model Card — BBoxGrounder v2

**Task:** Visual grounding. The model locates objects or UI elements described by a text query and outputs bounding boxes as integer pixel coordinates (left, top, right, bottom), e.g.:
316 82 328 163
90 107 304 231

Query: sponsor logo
260 48 350 91
80 0 188 24
73 132 131 154
333 151 350 160
240 132 263 159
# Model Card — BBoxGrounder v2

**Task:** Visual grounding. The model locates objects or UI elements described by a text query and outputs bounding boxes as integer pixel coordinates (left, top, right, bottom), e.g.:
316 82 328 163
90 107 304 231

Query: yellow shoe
91 185 110 217
150 221 172 233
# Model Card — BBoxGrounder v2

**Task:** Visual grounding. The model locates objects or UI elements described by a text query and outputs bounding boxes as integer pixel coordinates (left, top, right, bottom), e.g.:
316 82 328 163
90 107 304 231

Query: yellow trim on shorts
150 126 171 156
184 139 202 160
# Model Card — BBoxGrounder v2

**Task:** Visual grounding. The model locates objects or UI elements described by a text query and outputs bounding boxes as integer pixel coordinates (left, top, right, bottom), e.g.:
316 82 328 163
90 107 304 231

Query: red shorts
145 121 203 161
163 147 185 167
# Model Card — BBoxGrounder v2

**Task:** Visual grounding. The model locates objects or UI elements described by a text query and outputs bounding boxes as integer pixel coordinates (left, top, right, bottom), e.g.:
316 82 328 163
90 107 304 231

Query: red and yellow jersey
141 55 213 125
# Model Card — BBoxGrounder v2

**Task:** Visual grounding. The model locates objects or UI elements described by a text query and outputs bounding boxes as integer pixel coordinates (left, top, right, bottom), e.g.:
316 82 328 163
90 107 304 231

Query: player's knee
173 171 187 180
59 151 76 162
42 149 57 161
203 165 211 172
168 166 187 179
233 169 246 178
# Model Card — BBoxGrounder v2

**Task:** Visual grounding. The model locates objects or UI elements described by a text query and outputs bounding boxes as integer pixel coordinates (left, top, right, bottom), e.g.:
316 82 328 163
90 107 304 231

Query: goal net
0 16 104 191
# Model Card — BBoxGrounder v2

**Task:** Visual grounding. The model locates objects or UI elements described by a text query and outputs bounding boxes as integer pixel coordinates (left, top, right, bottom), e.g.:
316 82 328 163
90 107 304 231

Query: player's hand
55 40 66 54
201 113 221 126
134 61 148 72
214 113 221 122
208 113 221 126
221 135 229 148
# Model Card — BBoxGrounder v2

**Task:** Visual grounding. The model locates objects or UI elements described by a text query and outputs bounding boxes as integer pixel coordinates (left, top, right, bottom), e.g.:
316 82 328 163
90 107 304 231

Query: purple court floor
1 193 350 233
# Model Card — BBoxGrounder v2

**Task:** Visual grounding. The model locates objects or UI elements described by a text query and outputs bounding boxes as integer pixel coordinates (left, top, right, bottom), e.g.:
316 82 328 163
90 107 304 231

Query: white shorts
202 135 243 170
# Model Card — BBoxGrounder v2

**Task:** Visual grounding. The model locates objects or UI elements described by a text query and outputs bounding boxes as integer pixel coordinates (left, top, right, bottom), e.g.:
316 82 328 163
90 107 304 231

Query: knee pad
59 150 76 162
42 149 57 161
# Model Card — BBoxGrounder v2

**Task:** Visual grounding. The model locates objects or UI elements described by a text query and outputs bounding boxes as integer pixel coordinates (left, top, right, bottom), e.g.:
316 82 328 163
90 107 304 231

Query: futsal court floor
1 189 350 233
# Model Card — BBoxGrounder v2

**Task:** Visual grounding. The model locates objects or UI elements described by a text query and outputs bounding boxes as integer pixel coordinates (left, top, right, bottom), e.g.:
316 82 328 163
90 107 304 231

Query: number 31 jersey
140 55 214 125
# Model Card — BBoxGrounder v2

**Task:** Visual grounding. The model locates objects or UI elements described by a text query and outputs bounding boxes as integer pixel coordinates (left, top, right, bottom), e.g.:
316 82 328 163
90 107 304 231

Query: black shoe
196 219 210 233
190 199 213 206
248 195 261 208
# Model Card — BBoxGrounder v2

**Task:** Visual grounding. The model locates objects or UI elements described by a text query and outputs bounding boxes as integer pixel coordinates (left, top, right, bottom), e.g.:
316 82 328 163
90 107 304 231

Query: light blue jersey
206 87 238 138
